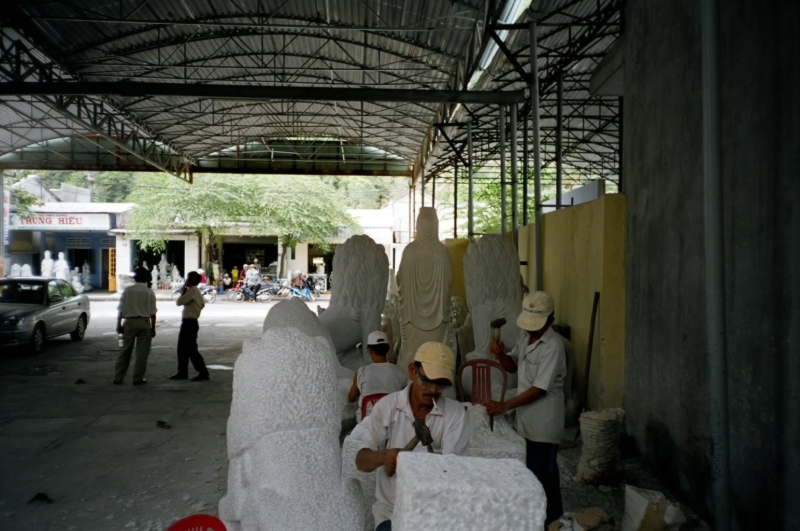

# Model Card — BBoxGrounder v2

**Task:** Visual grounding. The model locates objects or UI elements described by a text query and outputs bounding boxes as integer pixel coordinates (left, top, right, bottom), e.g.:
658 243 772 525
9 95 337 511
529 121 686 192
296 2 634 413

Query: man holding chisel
487 291 566 526
355 341 469 531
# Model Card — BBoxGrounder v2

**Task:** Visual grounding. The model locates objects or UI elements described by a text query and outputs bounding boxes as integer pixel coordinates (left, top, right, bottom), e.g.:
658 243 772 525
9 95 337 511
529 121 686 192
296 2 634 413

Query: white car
0 277 91 354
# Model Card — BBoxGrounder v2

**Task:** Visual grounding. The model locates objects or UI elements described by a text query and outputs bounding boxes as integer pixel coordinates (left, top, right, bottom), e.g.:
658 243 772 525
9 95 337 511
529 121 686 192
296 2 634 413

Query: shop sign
9 213 111 231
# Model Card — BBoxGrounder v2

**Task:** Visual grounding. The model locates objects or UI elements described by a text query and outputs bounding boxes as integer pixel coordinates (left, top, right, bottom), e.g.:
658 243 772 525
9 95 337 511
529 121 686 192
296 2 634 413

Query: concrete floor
0 299 324 531
0 298 708 531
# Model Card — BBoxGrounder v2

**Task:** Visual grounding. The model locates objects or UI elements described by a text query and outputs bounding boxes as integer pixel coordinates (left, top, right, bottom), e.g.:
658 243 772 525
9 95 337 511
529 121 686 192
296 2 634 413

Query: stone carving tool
386 419 434 476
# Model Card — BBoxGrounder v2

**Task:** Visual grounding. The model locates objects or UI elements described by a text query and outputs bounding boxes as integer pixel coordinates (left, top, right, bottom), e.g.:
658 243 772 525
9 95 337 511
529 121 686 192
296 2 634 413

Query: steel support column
500 105 507 237
510 102 519 247
556 73 564 209
523 109 529 226
467 121 474 240
454 162 459 238
530 21 544 290
421 169 426 207
701 0 731 528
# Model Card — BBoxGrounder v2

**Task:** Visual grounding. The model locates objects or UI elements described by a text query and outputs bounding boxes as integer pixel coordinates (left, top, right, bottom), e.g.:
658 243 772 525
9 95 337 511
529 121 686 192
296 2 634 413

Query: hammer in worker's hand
490 317 507 343
386 419 434 477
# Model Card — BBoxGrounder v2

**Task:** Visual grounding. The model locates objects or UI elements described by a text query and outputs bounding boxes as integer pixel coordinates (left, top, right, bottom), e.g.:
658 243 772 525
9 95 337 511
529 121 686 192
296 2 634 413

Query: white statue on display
54 252 70 281
9 263 21 277
142 260 149 271
171 265 182 285
462 234 523 400
158 253 170 284
151 265 160 288
220 299 363 531
318 235 389 372
81 260 93 291
41 250 55 277
71 267 84 294
20 264 32 276
396 207 453 369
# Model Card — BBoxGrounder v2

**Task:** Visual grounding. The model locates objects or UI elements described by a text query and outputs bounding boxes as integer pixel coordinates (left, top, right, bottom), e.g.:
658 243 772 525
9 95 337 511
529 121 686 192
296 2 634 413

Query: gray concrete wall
623 1 799 529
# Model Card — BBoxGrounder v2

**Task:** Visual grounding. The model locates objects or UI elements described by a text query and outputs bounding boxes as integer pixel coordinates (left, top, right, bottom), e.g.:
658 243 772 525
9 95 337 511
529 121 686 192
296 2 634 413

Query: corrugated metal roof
1 0 622 181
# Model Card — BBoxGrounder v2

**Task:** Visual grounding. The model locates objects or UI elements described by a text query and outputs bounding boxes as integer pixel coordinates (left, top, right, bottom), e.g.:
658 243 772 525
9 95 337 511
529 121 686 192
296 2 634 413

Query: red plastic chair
361 393 387 419
457 359 507 405
167 514 226 531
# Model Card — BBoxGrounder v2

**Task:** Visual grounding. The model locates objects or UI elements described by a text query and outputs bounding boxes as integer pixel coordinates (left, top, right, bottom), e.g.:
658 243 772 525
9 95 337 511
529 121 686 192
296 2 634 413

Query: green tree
123 174 356 277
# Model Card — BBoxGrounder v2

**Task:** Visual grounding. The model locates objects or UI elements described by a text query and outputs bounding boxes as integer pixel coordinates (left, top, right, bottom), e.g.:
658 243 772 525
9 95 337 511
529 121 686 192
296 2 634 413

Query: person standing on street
170 270 210 382
115 268 157 385
487 291 566 526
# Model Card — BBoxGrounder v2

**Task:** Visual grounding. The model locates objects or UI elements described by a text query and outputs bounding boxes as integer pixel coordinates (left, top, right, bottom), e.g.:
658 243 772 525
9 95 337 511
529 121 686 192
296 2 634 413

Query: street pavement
0 298 326 531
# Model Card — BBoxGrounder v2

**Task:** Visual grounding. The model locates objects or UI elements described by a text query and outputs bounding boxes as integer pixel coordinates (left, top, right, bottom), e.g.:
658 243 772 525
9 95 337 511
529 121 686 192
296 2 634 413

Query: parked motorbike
231 285 273 303
171 283 216 303
288 283 315 302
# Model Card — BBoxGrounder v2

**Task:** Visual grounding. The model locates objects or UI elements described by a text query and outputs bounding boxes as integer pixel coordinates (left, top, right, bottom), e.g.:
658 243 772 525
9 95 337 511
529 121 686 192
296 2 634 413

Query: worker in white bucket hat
488 290 566 526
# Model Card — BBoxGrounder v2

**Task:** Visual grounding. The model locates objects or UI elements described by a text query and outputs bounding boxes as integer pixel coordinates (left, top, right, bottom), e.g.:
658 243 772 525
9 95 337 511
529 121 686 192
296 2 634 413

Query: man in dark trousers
170 270 210 382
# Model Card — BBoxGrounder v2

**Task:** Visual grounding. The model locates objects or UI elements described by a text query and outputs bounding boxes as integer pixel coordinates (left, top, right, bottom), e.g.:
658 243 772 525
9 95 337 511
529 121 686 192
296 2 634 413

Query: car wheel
70 314 87 341
29 323 46 354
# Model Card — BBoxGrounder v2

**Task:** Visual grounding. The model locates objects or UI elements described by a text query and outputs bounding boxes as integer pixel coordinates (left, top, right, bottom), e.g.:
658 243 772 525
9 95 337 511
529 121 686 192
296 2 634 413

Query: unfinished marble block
319 234 389 367
392 452 546 531
220 327 363 531
397 207 453 369
466 405 526 462
341 416 377 531
262 298 356 420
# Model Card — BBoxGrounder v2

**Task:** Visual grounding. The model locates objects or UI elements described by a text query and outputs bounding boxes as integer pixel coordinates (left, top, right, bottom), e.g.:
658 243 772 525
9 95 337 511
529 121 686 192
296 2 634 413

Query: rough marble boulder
392 452 546 531
397 207 453 369
319 234 389 368
219 326 362 531
341 416 378 531
466 405 526 462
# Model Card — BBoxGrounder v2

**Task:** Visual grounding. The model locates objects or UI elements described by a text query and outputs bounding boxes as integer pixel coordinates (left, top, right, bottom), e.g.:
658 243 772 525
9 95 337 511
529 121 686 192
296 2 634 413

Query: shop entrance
222 243 278 276
131 240 186 276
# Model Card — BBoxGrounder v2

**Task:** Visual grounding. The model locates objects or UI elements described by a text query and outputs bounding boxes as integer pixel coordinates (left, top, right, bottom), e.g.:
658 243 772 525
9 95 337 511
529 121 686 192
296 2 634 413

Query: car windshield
0 280 46 305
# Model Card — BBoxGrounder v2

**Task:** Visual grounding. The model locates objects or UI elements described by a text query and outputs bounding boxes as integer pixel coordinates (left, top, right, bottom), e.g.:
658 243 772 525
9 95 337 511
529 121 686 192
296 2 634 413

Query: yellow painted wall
519 194 626 409
444 238 469 302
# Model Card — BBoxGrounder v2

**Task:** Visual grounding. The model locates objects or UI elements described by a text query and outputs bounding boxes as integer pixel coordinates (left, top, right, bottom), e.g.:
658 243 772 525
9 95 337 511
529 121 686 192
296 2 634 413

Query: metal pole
556 73 564 209
467 121 474 240
421 169 426 207
530 20 544 290
453 161 458 238
432 174 436 205
523 110 529 226
701 0 731 528
0 175 5 277
500 104 507 237
510 102 519 247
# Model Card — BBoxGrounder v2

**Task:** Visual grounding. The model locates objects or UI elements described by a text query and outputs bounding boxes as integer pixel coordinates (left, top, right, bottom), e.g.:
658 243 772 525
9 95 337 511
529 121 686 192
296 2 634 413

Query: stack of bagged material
220 305 363 531
575 408 626 484
392 453 546 530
